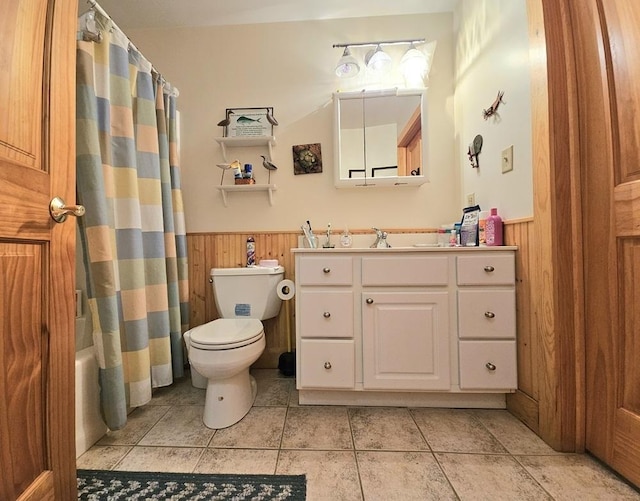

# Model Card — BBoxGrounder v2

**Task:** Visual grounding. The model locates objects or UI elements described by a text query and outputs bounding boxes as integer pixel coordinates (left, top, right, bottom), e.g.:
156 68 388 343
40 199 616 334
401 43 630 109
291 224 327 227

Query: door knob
49 196 85 223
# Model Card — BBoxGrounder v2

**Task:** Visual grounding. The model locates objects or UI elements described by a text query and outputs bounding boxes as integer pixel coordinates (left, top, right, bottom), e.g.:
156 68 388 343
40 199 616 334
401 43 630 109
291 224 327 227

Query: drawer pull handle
323 267 331 273
486 362 496 371
484 265 495 273
366 298 374 304
324 362 332 370
323 311 331 318
484 311 496 319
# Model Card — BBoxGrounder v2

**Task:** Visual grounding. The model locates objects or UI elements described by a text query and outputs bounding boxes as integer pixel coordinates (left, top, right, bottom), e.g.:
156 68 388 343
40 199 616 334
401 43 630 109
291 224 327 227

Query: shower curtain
76 13 189 430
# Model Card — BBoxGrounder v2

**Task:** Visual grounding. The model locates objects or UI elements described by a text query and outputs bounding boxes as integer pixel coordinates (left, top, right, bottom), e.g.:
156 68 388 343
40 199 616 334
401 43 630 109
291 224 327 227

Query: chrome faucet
370 228 391 248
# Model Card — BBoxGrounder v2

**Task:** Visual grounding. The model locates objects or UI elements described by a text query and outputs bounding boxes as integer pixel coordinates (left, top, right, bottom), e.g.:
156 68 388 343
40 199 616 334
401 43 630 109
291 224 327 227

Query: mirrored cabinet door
333 89 428 188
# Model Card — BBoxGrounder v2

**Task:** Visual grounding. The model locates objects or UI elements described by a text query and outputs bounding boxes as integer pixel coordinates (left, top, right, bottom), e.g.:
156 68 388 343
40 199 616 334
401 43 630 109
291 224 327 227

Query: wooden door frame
516 0 585 452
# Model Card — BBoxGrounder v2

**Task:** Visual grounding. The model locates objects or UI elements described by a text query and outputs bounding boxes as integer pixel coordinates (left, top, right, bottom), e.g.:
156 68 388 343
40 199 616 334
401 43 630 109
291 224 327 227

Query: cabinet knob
324 362 332 370
323 311 331 318
484 265 495 273
484 311 496 319
323 267 331 273
486 362 497 371
366 298 374 304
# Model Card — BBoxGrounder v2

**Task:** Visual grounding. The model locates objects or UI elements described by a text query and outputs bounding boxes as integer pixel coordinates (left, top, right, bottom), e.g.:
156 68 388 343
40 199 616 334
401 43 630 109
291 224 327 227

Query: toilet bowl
183 265 284 428
184 319 266 429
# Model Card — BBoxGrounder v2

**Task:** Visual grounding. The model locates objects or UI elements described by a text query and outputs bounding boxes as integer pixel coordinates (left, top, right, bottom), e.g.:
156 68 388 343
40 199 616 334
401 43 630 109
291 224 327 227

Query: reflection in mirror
334 89 427 188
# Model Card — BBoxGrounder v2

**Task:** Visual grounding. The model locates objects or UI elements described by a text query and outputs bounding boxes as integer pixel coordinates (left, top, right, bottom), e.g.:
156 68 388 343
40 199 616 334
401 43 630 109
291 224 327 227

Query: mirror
334 88 427 188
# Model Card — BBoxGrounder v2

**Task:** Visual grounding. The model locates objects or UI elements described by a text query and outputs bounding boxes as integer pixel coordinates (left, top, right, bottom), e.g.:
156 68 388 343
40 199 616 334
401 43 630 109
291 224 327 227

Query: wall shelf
215 184 277 207
215 135 276 162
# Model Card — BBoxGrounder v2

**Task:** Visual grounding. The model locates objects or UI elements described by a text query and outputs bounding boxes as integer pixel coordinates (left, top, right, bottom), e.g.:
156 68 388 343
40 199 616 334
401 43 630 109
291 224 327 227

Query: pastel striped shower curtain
76 17 188 430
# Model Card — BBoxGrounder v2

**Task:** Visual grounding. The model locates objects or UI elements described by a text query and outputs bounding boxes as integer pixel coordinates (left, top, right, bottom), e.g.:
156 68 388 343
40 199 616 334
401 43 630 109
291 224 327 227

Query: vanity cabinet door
362 291 450 390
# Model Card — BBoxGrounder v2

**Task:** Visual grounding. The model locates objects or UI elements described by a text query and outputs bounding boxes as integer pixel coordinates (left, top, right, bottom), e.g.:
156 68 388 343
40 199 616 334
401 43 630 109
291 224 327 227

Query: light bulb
335 47 360 78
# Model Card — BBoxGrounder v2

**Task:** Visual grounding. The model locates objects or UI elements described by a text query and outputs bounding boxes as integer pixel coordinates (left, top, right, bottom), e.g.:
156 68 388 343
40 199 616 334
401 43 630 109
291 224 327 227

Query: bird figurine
217 111 234 135
266 108 279 126
261 155 278 183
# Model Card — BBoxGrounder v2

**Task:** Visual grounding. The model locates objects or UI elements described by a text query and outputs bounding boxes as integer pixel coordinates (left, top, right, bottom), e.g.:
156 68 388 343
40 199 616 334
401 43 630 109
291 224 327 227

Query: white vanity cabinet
293 246 517 408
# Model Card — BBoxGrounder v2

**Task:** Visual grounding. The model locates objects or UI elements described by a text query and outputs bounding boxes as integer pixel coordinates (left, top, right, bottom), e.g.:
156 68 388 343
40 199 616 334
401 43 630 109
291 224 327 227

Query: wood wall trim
532 0 584 451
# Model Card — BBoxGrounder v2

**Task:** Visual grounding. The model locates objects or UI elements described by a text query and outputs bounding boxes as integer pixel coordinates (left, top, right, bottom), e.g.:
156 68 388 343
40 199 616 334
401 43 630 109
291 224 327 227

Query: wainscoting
186 231 299 368
186 223 539 414
503 218 539 434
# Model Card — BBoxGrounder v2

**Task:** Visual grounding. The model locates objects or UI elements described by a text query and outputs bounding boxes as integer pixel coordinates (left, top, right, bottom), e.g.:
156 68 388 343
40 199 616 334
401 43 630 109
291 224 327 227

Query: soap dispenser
340 227 353 248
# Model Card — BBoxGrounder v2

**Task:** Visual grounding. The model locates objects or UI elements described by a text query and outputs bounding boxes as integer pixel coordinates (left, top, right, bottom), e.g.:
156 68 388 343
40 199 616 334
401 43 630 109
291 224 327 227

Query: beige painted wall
455 0 533 219
126 14 459 233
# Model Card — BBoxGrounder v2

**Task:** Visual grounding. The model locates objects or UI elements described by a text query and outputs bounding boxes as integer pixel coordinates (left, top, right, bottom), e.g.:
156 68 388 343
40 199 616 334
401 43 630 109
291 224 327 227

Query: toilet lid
189 318 264 350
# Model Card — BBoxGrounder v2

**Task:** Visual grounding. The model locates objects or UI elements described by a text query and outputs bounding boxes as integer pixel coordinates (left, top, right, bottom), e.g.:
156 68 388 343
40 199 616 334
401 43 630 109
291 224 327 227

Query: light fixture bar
333 39 425 49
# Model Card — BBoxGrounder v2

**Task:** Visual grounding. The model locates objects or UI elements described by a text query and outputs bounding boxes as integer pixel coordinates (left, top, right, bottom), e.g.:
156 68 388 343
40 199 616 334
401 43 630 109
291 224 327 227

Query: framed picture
293 143 323 175
225 107 274 137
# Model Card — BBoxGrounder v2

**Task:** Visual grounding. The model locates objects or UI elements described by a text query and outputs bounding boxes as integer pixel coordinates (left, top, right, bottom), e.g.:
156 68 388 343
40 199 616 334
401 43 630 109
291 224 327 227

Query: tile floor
77 369 640 500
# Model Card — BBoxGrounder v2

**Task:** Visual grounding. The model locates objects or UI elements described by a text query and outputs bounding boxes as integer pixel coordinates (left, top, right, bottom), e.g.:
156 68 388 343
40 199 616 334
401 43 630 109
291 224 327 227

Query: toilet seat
188 318 264 350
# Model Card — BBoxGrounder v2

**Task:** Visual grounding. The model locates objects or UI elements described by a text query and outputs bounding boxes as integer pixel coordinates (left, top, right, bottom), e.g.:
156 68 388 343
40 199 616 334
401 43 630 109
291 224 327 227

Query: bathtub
75 345 107 458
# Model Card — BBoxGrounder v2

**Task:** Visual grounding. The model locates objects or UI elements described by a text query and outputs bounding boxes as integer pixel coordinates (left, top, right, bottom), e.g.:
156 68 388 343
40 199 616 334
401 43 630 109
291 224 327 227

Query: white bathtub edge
75 346 107 458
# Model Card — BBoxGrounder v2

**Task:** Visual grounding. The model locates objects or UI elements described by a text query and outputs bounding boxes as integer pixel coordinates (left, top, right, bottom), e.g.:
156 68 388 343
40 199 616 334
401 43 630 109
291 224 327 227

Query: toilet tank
211 266 285 320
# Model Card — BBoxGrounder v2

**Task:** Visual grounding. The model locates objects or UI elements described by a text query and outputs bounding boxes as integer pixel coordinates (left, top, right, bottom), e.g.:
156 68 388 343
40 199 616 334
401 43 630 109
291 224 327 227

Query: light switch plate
502 145 514 173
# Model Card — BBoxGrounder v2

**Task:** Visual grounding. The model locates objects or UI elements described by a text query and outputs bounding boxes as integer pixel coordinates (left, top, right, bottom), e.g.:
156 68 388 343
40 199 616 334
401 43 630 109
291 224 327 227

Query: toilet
183 265 284 429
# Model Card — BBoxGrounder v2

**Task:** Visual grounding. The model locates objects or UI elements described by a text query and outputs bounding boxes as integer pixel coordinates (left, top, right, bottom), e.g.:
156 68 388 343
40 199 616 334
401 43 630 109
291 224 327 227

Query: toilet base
203 369 258 429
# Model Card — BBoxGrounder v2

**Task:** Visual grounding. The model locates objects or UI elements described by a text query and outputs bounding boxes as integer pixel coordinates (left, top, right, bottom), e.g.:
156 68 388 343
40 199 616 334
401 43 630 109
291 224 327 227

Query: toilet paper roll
277 279 295 301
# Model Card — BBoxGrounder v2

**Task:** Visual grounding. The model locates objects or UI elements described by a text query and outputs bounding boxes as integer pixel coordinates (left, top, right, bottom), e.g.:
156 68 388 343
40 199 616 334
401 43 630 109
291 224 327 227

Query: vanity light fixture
400 42 428 86
333 39 426 79
335 47 360 77
364 44 392 72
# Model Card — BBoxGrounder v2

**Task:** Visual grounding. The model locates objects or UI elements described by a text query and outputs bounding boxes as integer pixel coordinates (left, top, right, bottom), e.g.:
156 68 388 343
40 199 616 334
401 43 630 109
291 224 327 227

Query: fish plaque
225 107 273 137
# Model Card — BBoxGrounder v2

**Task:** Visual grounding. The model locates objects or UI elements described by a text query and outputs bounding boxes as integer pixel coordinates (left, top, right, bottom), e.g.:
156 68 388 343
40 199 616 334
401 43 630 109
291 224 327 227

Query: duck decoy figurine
266 108 279 126
217 111 234 129
261 155 278 183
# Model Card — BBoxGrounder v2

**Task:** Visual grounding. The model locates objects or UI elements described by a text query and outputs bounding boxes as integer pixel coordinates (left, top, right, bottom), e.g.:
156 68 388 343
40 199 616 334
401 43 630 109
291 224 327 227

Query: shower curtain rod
84 0 179 95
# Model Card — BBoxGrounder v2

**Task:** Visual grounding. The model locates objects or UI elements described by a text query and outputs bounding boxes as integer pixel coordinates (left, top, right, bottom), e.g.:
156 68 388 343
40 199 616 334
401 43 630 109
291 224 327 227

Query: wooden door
573 0 640 486
0 0 77 499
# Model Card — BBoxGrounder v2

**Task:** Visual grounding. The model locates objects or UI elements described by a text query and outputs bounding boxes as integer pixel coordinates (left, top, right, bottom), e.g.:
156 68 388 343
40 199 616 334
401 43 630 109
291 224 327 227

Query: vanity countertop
292 245 518 253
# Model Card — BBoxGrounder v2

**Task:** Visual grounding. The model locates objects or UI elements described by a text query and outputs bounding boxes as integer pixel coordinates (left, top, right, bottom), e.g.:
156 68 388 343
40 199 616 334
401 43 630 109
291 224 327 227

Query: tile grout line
408 408 462 500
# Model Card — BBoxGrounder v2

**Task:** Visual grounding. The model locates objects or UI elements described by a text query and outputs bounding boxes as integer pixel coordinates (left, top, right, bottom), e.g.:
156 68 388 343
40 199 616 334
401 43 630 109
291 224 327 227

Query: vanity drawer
299 290 353 338
458 340 517 390
361 256 449 286
457 290 516 339
456 254 515 285
298 256 353 285
299 339 355 389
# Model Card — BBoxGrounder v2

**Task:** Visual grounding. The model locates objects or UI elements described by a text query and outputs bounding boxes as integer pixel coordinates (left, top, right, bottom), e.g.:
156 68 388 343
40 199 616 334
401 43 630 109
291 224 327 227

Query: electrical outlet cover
466 193 476 206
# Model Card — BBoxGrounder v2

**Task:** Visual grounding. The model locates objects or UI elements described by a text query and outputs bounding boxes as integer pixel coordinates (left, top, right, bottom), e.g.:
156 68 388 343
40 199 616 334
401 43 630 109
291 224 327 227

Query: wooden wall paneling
187 235 207 328
186 231 300 369
505 219 540 433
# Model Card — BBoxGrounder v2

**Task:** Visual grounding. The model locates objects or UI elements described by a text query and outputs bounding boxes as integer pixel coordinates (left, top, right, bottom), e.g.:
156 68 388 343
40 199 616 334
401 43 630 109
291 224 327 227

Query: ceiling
82 0 459 30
